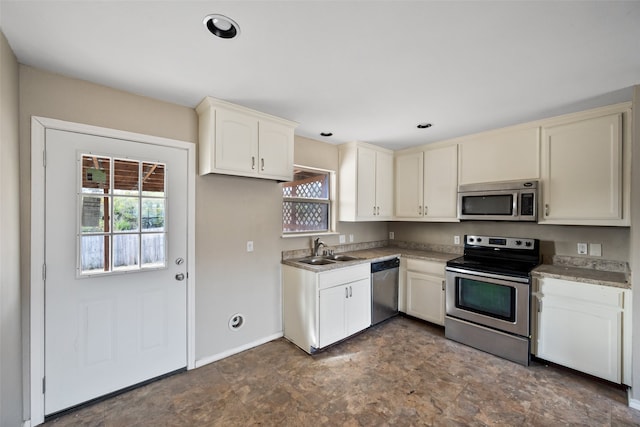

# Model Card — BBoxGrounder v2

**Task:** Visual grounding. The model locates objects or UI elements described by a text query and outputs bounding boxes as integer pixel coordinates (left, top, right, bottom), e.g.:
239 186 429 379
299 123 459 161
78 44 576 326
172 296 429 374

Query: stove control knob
515 240 522 246
525 241 532 247
476 238 482 243
469 237 475 243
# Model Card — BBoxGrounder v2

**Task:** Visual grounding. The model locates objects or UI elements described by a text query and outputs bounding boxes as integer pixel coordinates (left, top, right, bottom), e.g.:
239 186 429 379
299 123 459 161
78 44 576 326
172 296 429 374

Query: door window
79 154 167 275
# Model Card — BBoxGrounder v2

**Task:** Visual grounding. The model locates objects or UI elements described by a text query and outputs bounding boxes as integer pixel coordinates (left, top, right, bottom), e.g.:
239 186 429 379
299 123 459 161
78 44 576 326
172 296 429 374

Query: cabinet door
258 120 293 181
319 285 347 348
540 113 622 224
346 278 372 336
375 150 394 219
395 152 424 218
406 271 445 325
215 108 258 174
536 295 621 383
458 126 539 185
424 145 458 220
356 147 378 219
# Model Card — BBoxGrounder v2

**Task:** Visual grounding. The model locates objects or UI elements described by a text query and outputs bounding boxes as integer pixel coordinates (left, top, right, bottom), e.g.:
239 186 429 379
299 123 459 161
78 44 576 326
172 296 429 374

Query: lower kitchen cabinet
403 258 445 326
319 277 371 348
532 277 631 385
283 263 371 353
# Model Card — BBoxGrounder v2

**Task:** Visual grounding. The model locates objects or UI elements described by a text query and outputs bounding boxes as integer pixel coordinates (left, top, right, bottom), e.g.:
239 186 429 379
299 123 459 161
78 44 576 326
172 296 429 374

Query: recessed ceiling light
204 14 240 39
320 132 333 137
417 123 433 129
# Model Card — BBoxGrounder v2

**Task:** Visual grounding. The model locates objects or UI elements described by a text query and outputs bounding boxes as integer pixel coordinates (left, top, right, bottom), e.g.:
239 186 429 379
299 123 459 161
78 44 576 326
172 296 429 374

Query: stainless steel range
445 235 540 366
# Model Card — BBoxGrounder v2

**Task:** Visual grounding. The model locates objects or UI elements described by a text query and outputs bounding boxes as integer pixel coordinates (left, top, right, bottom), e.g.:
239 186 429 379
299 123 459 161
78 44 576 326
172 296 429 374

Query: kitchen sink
298 257 336 265
323 254 361 261
297 254 362 265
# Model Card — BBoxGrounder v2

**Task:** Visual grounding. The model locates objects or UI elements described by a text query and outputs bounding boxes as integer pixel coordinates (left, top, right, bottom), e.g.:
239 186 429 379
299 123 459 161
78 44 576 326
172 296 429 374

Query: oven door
445 268 530 337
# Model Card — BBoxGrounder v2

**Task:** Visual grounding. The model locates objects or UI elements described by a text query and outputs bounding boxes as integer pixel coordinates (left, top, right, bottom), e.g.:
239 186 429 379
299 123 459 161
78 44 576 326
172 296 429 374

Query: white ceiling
1 1 639 150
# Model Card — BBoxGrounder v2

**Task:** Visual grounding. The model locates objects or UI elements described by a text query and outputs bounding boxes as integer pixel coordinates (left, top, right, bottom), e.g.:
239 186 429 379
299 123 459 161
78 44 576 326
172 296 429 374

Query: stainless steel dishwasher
371 258 400 325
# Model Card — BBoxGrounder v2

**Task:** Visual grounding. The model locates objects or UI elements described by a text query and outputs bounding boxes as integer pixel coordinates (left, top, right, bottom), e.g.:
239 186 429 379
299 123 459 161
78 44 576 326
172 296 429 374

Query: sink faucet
313 237 326 256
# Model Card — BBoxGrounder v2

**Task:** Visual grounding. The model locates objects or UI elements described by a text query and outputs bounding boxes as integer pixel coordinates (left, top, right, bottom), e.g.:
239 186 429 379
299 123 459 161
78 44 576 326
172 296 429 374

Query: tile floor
46 316 640 426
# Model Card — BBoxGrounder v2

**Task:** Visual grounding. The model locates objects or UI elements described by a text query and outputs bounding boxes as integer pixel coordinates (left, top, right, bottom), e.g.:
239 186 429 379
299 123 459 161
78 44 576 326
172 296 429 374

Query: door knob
175 273 185 281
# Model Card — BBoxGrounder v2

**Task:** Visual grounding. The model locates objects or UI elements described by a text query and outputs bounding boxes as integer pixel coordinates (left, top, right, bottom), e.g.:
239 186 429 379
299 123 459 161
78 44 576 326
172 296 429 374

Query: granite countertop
532 264 630 289
282 245 460 272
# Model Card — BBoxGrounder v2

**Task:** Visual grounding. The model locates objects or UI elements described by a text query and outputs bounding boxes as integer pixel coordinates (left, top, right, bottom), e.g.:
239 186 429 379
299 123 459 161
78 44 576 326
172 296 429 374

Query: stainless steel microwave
457 180 538 221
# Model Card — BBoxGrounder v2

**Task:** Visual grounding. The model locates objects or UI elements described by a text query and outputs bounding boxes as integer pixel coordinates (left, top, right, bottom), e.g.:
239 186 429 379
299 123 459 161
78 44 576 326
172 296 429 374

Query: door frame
29 116 196 425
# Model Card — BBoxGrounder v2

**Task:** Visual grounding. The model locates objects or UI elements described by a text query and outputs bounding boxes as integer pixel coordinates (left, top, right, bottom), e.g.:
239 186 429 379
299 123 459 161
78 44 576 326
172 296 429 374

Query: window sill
281 231 339 239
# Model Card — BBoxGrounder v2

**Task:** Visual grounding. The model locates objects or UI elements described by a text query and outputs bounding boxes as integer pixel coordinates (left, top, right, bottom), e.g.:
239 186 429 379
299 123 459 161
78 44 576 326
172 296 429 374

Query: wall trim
628 389 640 410
29 116 197 426
194 332 284 368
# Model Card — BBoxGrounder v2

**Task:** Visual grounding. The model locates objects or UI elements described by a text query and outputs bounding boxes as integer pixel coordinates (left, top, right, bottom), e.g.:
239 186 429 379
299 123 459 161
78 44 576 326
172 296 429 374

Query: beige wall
0 31 23 427
629 85 640 400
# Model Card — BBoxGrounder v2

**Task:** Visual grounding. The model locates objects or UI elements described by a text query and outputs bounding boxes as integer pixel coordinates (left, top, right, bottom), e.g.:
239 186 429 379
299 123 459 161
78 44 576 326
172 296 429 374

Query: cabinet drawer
406 258 445 277
319 264 370 290
537 278 624 308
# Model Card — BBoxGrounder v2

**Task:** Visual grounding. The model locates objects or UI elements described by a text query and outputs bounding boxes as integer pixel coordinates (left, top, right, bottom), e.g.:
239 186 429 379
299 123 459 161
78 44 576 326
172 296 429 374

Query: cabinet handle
261 158 265 171
345 287 349 299
545 204 549 217
424 206 428 216
377 206 380 215
373 206 376 216
418 206 422 215
251 156 256 170
349 286 353 298
442 280 446 291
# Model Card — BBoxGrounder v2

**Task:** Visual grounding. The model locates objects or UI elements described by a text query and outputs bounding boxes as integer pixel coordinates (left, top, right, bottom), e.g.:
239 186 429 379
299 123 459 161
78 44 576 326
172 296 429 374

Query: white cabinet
283 263 371 353
458 126 540 185
532 277 631 385
319 278 371 348
339 142 393 221
395 145 458 221
539 105 630 226
402 258 445 326
196 97 297 181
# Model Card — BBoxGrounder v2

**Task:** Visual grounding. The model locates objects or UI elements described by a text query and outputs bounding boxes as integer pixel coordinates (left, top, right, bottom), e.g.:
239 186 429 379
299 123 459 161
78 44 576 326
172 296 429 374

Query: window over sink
282 166 335 235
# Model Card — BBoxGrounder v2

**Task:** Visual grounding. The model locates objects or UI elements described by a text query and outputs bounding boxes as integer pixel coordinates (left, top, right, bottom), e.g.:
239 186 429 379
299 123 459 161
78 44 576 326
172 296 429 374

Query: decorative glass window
282 166 332 234
79 154 167 275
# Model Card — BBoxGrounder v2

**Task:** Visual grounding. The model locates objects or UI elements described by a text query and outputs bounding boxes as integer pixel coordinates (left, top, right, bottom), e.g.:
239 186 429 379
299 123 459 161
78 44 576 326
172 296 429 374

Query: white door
44 129 188 415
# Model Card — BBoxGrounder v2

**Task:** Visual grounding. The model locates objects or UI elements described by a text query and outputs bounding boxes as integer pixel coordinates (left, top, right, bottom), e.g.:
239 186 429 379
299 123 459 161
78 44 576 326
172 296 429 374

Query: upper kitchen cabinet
458 126 540 185
539 103 631 226
339 142 394 221
196 97 298 181
395 144 458 221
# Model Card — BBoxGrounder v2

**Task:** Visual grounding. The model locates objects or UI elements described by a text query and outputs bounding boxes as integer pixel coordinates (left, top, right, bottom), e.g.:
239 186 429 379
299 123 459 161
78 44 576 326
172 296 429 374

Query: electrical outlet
454 235 460 245
590 243 602 257
389 231 395 240
339 235 346 244
577 243 587 255
246 241 254 252
349 234 354 243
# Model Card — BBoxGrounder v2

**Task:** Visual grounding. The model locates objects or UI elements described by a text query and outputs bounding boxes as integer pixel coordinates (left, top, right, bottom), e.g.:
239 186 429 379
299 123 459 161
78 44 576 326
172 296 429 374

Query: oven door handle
445 267 530 284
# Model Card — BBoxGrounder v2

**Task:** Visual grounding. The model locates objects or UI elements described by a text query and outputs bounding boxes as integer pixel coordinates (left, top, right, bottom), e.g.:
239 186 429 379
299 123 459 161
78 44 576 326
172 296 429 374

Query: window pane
283 201 329 232
81 235 109 273
81 155 110 193
142 233 166 268
113 234 139 270
142 162 165 196
113 197 139 231
114 159 140 195
81 196 106 232
142 198 165 231
283 169 329 199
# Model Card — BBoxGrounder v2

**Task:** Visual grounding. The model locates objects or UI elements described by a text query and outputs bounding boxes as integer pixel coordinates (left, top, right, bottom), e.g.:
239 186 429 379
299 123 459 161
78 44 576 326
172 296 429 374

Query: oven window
456 278 515 322
461 194 513 216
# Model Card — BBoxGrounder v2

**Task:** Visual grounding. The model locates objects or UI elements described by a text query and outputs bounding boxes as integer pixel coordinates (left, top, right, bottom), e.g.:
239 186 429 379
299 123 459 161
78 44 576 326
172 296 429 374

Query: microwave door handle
513 192 519 218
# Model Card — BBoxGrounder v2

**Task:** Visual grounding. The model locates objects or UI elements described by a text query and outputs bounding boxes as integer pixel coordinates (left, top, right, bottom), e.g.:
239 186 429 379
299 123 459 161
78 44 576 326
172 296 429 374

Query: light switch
246 241 254 252
577 243 587 255
339 235 346 244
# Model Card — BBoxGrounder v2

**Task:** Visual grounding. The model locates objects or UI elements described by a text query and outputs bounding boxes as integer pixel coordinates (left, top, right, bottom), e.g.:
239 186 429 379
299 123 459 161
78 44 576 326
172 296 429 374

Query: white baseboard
628 389 640 410
23 420 32 427
194 332 283 368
